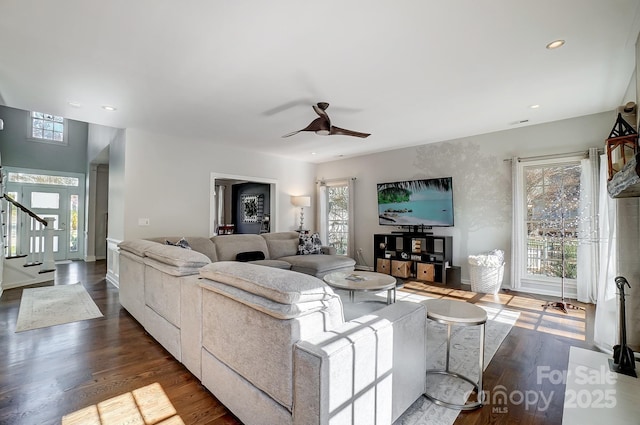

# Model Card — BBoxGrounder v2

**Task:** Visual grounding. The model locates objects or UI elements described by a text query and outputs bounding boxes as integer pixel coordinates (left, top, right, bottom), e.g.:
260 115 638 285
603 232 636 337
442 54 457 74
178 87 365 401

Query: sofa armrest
321 245 337 255
293 301 426 425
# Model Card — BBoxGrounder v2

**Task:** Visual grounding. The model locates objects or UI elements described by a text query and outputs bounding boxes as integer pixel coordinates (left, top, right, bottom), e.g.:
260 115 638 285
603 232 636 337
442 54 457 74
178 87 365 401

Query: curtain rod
503 148 603 163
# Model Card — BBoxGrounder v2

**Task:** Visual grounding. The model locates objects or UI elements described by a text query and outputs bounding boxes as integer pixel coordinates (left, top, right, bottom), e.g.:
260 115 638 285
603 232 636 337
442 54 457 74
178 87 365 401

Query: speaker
433 239 444 254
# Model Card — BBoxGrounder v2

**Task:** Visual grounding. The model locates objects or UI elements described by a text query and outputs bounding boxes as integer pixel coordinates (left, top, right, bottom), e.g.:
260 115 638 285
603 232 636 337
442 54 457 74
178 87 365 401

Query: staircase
0 164 55 297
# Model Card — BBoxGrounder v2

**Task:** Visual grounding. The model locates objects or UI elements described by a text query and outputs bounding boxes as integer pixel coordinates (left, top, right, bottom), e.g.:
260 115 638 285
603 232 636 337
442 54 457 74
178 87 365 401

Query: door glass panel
31 192 60 209
29 215 58 230
69 194 78 252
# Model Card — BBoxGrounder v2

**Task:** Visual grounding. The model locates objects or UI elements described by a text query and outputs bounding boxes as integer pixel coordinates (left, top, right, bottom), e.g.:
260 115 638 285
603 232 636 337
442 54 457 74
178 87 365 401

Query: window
29 111 67 145
514 157 583 296
327 185 349 255
319 179 355 258
525 163 581 279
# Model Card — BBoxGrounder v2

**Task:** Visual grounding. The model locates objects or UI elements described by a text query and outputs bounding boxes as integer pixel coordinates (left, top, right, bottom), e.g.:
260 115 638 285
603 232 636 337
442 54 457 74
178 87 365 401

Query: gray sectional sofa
117 232 427 424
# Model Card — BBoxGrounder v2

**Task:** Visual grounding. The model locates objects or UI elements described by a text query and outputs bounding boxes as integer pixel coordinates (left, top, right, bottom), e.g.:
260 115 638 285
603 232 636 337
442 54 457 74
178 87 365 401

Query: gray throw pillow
165 237 192 250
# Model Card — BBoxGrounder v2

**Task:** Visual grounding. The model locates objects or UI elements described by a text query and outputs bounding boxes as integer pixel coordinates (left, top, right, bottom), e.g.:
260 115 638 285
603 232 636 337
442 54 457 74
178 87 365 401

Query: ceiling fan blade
282 117 330 138
282 130 302 138
329 126 371 138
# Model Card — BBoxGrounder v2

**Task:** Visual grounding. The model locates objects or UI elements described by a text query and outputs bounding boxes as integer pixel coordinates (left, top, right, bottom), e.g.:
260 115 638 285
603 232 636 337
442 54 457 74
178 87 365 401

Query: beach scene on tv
377 178 454 226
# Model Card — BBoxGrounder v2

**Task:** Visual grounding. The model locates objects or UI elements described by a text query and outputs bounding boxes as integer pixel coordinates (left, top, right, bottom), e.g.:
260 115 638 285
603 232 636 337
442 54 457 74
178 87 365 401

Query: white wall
121 128 316 239
317 111 616 284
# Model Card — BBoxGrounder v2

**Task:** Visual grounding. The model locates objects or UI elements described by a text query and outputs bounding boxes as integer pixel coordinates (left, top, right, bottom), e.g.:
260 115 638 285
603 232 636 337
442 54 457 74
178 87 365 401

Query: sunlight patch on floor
62 382 183 425
402 280 587 341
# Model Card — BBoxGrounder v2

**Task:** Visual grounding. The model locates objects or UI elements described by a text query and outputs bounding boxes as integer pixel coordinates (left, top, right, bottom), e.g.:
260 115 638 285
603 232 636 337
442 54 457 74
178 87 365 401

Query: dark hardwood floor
0 261 595 425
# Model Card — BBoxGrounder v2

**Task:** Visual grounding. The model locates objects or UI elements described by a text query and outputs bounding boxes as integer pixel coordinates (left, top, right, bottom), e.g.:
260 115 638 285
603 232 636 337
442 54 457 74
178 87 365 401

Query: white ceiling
1 0 640 163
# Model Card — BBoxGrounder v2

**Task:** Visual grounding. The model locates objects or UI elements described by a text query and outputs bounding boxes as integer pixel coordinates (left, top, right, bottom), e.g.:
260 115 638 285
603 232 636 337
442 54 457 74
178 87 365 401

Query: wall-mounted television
377 177 454 227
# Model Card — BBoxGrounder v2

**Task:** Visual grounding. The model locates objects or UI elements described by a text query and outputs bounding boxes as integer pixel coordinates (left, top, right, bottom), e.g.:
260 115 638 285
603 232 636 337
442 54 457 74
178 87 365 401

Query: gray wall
317 111 615 285
0 105 88 173
232 182 270 234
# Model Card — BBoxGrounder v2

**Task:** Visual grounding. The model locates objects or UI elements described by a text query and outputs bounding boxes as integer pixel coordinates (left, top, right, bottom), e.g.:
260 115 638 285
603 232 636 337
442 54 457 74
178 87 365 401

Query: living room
1 1 640 425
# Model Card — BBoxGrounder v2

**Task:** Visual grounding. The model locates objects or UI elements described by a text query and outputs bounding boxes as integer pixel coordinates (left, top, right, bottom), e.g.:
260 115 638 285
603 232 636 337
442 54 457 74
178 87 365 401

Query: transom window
30 111 66 144
8 172 79 187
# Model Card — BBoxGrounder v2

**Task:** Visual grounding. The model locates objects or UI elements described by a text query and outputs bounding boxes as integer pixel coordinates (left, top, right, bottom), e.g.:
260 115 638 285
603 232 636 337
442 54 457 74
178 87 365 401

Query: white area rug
15 283 103 332
338 288 519 425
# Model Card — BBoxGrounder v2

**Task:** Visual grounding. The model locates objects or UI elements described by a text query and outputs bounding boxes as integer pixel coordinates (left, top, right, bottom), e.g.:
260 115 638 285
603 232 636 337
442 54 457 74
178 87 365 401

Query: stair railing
1 193 55 273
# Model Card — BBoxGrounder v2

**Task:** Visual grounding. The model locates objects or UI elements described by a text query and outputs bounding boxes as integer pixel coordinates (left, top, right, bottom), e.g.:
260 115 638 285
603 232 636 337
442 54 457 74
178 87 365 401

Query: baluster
24 216 34 265
38 219 45 265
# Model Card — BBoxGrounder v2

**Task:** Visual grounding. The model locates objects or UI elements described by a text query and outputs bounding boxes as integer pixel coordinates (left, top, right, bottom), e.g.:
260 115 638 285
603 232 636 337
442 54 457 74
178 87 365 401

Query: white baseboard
84 255 97 262
106 272 119 288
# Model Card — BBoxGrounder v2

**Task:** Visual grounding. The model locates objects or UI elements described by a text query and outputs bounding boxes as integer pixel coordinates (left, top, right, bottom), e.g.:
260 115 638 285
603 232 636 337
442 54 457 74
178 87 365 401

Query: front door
21 185 72 261
5 169 84 261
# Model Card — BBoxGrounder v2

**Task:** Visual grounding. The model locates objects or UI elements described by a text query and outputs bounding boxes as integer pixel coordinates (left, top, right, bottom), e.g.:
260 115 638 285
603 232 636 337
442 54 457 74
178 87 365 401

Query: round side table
323 271 397 304
422 299 487 410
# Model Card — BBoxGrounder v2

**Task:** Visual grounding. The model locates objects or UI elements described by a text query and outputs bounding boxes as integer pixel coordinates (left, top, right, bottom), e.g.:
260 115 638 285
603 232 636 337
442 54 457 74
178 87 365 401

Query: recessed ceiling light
102 105 117 111
546 39 565 50
68 101 82 108
311 152 317 155
530 104 540 109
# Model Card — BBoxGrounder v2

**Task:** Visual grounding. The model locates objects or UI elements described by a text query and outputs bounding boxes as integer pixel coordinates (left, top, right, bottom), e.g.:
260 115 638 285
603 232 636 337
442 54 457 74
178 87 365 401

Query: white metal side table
422 299 487 410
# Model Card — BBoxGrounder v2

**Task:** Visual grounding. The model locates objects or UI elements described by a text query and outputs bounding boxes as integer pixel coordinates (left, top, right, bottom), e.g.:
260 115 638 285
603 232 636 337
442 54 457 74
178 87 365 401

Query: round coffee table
323 271 397 304
422 299 487 410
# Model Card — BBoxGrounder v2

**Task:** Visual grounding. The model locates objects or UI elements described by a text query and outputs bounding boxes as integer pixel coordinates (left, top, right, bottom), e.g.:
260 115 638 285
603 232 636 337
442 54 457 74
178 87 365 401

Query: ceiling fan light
316 130 330 136
546 39 565 50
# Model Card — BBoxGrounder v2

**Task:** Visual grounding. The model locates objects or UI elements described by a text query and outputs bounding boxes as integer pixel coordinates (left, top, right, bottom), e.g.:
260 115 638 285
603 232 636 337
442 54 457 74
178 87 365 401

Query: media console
373 233 453 284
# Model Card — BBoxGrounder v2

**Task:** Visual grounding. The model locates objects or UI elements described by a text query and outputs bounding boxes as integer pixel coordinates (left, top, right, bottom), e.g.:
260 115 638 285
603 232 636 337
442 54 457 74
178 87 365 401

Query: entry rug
15 283 103 332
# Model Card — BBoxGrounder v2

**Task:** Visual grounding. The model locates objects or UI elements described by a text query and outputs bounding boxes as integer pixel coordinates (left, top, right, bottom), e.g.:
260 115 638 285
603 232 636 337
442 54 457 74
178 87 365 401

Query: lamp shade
291 196 311 207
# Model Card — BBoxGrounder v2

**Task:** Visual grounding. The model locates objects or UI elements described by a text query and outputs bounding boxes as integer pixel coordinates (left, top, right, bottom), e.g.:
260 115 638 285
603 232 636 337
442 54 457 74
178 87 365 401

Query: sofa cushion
212 234 270 261
297 233 322 255
148 237 218 262
261 232 299 258
201 279 333 320
145 244 212 269
118 239 159 257
143 257 203 277
199 261 335 304
248 259 291 269
279 254 356 274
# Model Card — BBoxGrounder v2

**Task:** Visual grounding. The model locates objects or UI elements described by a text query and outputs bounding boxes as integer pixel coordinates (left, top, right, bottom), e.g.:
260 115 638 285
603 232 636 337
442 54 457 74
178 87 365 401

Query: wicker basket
469 263 505 294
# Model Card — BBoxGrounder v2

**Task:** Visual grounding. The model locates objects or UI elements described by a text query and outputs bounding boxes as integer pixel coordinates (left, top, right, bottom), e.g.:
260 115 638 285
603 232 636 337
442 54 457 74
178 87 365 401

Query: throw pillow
236 250 266 262
165 237 192 250
298 232 322 255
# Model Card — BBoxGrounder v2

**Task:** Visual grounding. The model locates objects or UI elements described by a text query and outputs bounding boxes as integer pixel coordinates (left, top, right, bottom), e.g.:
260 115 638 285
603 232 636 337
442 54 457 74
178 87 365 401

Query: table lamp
291 196 311 230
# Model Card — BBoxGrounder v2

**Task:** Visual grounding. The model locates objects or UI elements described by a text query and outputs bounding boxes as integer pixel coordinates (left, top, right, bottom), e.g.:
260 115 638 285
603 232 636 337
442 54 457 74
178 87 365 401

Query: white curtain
576 148 600 303
347 177 356 259
213 185 225 233
317 182 328 245
510 157 524 289
593 154 618 353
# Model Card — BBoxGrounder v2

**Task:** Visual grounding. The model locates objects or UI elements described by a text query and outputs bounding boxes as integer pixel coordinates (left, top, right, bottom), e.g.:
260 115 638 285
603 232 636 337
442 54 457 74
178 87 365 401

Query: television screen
377 177 454 227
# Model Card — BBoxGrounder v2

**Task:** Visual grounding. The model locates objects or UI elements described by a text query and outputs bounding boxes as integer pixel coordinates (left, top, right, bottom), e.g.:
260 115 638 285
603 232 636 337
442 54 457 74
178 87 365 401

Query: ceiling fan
282 102 370 138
